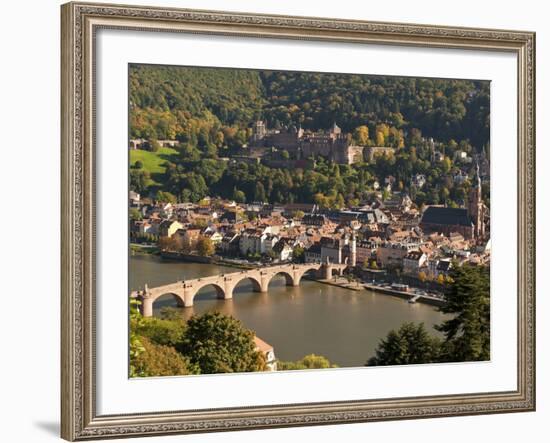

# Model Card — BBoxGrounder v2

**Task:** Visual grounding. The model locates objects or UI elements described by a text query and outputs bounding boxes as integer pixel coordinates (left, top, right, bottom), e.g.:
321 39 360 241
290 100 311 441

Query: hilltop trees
129 65 490 210
130 65 490 154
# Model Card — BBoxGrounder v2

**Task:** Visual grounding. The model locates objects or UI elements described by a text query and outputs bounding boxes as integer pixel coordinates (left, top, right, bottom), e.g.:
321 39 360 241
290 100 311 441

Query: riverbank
304 275 363 291
130 243 159 255
362 283 446 307
160 251 255 270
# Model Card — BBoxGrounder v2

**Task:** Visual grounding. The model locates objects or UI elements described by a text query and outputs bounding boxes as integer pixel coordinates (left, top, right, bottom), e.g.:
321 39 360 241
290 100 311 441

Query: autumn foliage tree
132 336 198 377
196 235 215 256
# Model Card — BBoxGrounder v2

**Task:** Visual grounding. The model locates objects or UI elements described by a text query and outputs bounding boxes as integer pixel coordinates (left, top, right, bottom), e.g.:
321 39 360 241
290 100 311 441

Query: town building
376 241 420 268
253 336 277 371
158 220 183 238
402 250 428 275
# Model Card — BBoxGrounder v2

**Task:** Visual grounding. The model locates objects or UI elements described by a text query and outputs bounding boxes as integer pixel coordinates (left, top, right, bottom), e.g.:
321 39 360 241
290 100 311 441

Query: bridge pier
323 264 333 280
183 291 194 307
223 288 233 300
141 297 153 317
260 274 270 293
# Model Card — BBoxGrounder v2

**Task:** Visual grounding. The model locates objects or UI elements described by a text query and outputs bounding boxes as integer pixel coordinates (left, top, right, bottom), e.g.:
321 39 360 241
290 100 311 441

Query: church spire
474 160 481 189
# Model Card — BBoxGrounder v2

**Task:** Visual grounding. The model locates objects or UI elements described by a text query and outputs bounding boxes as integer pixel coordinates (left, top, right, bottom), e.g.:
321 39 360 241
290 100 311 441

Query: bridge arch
268 271 296 287
231 275 263 294
191 282 226 301
141 291 185 317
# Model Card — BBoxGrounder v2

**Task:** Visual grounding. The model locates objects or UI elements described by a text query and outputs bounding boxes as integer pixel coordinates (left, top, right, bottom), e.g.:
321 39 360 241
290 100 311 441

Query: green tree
130 207 142 221
130 168 150 193
366 322 441 366
254 182 267 202
278 354 338 370
149 138 161 152
136 316 186 347
132 336 198 377
196 235 215 256
436 264 490 362
129 298 147 377
232 187 246 203
292 245 305 263
178 312 265 374
156 190 177 203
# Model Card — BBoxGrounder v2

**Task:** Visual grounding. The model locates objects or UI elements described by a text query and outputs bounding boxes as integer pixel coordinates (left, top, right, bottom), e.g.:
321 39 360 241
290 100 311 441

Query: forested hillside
130 65 489 149
260 71 489 149
129 64 490 208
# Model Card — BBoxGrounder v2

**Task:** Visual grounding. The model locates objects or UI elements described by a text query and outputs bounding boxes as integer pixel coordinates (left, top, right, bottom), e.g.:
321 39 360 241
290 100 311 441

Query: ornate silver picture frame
61 1 535 440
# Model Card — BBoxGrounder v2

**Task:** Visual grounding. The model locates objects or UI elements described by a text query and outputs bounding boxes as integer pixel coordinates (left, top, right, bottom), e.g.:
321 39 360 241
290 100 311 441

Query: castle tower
467 162 484 239
253 120 266 142
330 122 341 138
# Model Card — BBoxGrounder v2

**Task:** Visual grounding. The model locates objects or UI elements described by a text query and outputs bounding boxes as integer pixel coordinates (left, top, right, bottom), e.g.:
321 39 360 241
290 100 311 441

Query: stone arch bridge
132 262 347 317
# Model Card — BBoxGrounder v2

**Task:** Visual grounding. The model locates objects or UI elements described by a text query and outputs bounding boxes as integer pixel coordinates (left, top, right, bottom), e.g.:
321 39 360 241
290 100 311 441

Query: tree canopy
278 354 338 370
366 322 441 366
129 65 490 210
436 263 490 362
177 312 265 374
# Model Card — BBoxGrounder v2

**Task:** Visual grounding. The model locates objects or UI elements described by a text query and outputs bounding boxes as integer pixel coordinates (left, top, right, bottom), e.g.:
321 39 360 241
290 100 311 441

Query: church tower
467 162 484 239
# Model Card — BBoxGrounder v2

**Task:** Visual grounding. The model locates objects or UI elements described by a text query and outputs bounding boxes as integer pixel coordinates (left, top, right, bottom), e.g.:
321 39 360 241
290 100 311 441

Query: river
130 254 448 367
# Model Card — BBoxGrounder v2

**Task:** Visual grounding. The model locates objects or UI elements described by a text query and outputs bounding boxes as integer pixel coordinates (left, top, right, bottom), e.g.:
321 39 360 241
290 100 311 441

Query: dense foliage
436 263 491 362
129 65 490 209
177 312 265 374
130 65 489 149
366 322 442 366
260 71 490 149
278 354 338 370
132 336 197 377
130 65 265 140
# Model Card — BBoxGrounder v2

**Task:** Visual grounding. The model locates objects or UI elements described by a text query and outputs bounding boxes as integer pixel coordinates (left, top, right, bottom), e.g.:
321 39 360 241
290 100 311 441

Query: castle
250 121 365 165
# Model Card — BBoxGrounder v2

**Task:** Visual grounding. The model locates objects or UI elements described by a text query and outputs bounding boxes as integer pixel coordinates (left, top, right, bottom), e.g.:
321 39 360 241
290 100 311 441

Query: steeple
474 160 481 189
467 161 484 240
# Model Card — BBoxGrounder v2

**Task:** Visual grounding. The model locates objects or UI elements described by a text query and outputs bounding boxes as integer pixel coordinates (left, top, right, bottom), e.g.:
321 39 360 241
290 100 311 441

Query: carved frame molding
61 2 535 440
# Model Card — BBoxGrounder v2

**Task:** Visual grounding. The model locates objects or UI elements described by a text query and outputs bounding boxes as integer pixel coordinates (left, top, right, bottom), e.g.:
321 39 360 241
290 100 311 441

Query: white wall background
0 0 546 442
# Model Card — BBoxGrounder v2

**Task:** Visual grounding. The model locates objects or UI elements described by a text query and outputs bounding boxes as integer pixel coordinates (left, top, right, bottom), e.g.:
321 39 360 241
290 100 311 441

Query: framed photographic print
61 1 536 440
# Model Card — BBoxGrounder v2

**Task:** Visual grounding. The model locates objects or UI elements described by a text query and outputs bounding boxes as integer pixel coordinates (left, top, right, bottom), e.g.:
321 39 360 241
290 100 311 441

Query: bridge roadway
132 261 347 317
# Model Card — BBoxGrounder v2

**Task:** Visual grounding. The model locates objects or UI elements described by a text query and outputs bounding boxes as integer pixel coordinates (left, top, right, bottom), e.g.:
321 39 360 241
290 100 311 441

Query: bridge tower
323 257 334 280
141 284 154 317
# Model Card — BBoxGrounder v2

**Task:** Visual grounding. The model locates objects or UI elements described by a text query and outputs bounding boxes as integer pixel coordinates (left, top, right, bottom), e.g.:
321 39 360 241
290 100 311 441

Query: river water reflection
130 254 448 367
